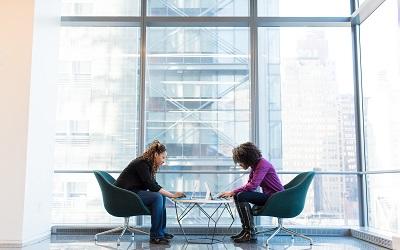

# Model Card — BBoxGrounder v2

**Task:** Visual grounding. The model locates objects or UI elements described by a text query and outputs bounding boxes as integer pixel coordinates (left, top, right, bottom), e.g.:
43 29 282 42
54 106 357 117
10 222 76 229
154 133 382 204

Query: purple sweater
233 158 284 196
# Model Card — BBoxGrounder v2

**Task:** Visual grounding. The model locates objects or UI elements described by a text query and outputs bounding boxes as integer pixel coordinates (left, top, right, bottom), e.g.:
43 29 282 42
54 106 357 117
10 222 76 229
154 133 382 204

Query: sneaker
164 233 174 239
149 238 170 245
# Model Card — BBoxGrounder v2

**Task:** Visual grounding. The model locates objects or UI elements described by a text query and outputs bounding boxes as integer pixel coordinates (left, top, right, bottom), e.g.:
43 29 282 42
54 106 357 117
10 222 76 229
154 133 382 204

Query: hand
173 192 186 198
218 191 235 198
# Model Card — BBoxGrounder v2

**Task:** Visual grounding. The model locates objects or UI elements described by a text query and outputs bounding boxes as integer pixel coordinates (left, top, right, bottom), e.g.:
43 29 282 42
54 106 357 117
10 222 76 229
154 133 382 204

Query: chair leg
256 227 279 235
261 218 313 246
266 226 281 246
263 218 283 246
281 227 313 245
128 226 149 235
94 226 123 241
94 217 141 246
117 223 129 246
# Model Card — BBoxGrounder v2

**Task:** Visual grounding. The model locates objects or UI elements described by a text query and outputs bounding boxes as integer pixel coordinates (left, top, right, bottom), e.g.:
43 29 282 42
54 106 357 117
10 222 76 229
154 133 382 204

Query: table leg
174 202 235 244
222 203 235 240
174 202 197 243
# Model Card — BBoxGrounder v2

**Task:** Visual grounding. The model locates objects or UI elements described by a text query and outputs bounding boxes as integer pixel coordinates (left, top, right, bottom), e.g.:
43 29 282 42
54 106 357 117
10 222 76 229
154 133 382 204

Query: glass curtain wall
55 0 365 229
54 27 141 223
258 27 358 226
145 26 250 225
360 0 400 233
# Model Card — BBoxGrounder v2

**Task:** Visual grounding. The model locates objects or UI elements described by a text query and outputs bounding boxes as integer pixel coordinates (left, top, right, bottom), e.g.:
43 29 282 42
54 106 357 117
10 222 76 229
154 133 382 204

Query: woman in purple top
219 142 284 243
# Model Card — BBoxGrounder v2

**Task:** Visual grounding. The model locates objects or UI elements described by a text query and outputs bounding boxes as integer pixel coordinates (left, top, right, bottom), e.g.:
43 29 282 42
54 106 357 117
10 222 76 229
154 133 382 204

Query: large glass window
55 0 364 228
258 0 351 17
145 26 250 226
258 27 358 226
146 27 250 168
54 27 140 223
360 0 400 234
360 0 400 172
367 174 400 233
148 0 248 16
61 0 140 16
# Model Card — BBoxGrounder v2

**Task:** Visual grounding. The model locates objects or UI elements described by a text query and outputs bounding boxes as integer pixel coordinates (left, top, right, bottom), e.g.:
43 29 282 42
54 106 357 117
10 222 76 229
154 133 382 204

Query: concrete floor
0 234 388 250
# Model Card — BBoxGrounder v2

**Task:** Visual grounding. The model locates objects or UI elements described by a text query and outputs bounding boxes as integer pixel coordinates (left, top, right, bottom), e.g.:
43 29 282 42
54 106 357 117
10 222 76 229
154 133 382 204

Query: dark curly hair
232 142 262 169
141 140 166 176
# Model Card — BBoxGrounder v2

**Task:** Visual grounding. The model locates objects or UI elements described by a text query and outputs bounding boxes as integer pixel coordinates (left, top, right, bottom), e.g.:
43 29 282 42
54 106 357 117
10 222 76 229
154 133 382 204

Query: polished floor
2 235 389 250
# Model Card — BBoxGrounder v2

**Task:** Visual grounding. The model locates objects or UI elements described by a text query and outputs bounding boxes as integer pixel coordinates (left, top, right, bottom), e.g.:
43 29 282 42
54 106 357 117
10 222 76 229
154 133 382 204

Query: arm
233 163 269 194
219 191 235 198
219 171 254 198
158 188 185 198
136 163 185 198
135 163 163 192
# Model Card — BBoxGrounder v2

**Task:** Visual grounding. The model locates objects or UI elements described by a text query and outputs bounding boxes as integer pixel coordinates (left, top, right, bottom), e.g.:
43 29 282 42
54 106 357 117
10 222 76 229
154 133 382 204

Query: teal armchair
252 171 315 246
94 171 151 246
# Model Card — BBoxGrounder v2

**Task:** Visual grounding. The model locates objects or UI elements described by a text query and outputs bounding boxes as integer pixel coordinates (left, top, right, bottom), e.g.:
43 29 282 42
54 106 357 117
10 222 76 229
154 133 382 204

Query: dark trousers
136 190 166 239
234 191 269 206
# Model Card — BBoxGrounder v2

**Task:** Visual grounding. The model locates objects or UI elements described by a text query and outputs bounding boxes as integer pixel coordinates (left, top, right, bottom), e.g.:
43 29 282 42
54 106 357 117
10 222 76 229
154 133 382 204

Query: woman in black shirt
115 140 185 245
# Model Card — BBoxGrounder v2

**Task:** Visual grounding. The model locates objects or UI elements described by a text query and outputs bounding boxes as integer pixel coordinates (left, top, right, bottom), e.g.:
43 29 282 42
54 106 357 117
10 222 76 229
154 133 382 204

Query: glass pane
258 0 351 17
367 173 400 233
360 0 400 171
55 27 140 171
146 27 250 168
61 0 140 16
52 173 136 224
148 0 248 16
260 174 360 226
258 27 356 172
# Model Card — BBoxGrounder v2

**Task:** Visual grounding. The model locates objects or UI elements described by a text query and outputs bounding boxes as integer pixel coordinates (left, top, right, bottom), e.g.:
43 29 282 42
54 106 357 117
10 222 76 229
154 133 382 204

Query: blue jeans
136 190 166 239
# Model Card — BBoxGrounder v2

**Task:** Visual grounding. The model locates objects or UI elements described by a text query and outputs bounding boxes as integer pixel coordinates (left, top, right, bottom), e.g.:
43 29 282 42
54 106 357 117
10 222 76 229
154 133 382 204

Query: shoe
233 230 257 243
230 229 246 239
164 233 174 239
149 238 170 245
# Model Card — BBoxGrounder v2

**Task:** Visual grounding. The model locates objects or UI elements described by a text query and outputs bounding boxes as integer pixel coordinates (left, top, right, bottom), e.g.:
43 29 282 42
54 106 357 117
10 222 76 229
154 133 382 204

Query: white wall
0 0 60 246
22 0 60 244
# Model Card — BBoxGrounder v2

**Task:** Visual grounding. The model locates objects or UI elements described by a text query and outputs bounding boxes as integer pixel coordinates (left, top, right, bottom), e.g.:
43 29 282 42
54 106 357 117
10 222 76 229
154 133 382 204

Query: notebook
176 181 200 200
204 182 226 201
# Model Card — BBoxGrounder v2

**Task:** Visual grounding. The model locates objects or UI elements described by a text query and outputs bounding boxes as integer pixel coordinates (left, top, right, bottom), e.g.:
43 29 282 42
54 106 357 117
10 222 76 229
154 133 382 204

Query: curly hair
141 140 166 177
232 142 262 169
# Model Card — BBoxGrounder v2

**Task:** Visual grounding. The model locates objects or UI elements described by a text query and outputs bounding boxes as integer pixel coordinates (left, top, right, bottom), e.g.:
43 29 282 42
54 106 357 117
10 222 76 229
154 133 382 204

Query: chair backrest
253 171 315 218
284 171 313 190
94 171 151 217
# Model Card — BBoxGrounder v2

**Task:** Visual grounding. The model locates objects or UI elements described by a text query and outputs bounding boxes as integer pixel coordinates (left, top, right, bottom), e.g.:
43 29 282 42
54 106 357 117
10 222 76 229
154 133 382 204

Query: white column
0 0 60 247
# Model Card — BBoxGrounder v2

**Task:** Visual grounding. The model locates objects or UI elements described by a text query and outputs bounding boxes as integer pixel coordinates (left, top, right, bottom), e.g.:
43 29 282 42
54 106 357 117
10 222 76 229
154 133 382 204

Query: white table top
172 198 234 204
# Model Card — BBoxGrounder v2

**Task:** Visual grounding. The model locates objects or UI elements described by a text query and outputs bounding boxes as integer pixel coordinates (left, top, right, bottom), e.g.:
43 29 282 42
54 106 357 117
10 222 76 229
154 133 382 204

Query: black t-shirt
115 157 162 192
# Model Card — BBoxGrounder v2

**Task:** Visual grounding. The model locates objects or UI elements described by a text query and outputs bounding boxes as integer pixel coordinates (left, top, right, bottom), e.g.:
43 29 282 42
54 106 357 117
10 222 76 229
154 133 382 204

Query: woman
115 140 185 245
219 142 284 243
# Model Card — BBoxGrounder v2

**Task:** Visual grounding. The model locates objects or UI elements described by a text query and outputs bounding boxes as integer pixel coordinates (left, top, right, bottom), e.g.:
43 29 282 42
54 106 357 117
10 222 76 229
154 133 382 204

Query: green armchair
94 171 151 246
252 171 315 246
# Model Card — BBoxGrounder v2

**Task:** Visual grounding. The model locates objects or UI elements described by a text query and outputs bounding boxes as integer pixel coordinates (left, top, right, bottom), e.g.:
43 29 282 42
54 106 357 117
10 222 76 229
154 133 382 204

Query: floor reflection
3 235 387 250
